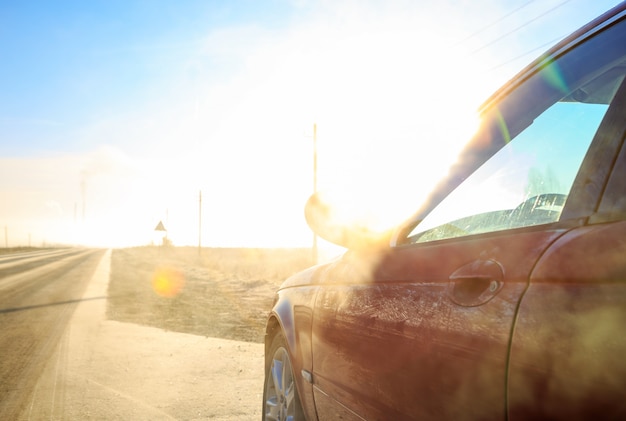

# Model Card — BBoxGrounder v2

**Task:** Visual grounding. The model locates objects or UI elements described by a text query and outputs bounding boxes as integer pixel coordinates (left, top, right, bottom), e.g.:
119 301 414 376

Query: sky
0 0 622 248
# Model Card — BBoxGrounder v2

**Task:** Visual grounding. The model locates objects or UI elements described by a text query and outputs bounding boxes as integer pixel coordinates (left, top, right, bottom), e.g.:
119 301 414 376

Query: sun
288 22 489 233
285 27 486 233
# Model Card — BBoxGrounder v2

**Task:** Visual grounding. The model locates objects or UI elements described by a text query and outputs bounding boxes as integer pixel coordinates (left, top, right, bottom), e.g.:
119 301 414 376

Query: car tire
262 332 305 421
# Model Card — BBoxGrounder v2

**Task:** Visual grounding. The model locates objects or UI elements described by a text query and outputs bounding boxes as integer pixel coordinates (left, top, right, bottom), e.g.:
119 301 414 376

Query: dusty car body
263 2 626 420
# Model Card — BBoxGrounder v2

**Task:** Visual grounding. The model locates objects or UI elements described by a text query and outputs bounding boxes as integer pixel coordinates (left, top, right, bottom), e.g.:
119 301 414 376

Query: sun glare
1 2 502 249
252 14 491 235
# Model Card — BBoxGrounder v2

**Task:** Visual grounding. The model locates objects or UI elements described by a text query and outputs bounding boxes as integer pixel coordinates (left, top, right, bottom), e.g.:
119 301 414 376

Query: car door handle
448 259 504 307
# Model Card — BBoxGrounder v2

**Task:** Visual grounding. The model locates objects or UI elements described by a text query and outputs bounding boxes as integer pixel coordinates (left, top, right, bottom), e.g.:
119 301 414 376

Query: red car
263 2 626 420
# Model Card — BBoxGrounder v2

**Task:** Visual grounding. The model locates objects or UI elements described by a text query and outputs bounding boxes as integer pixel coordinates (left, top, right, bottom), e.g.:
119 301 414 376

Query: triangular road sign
154 221 167 231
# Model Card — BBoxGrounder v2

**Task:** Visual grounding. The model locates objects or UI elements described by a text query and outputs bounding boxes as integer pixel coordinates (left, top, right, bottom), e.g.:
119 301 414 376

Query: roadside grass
107 246 314 343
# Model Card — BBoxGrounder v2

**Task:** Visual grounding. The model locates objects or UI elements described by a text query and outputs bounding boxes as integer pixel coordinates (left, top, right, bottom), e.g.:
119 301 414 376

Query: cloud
80 144 137 179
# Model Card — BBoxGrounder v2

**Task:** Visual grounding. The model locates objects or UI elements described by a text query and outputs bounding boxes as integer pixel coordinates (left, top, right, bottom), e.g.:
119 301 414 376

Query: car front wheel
263 333 305 421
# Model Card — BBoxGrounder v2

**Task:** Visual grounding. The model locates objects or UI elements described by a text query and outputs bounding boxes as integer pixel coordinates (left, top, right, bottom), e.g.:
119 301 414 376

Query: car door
508 70 626 419
310 14 626 421
312 231 567 420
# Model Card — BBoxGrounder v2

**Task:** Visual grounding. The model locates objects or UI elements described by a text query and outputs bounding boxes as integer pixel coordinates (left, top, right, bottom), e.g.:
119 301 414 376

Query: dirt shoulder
24 248 311 420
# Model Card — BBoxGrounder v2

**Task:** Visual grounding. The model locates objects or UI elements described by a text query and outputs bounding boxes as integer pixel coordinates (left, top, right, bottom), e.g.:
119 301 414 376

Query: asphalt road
0 248 106 419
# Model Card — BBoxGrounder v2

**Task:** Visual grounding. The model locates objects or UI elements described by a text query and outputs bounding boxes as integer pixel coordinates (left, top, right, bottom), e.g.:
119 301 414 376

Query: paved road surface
0 248 106 419
0 249 264 420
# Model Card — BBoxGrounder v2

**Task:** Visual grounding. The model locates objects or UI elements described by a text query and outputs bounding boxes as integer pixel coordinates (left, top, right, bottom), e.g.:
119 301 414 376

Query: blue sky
0 0 622 248
0 1 293 155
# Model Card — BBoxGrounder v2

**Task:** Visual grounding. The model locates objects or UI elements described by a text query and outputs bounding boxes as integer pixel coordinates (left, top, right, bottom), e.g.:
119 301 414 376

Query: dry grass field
107 246 315 343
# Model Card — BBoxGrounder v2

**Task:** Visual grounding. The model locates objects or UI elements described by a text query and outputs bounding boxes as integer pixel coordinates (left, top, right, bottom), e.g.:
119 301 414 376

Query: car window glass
408 97 610 244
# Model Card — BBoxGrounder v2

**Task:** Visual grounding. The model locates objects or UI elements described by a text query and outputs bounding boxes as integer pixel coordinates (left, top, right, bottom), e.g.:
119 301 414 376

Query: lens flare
542 58 569 95
495 108 511 144
152 266 185 297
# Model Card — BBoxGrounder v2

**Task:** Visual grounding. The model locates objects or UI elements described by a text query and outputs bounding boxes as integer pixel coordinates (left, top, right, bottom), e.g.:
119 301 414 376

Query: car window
408 101 608 243
407 53 626 244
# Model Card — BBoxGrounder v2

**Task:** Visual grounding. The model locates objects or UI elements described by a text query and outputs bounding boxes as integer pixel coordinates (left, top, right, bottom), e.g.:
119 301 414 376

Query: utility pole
81 177 86 222
312 123 318 264
198 190 202 255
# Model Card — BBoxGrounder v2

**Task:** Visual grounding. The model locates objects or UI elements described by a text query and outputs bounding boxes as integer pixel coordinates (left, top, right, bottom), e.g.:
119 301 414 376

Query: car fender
266 264 329 420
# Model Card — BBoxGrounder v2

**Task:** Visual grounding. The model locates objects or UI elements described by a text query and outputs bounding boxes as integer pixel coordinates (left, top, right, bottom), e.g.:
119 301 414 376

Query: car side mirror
304 192 392 250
